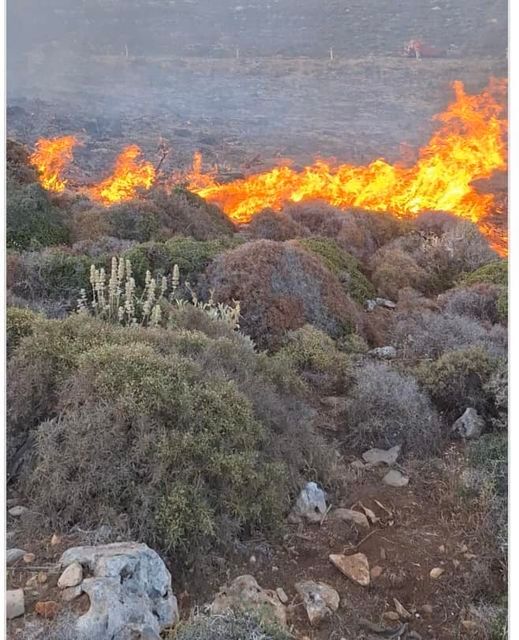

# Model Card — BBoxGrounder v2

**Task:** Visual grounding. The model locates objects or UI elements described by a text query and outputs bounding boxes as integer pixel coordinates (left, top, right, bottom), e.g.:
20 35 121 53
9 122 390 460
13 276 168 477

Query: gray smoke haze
6 0 508 172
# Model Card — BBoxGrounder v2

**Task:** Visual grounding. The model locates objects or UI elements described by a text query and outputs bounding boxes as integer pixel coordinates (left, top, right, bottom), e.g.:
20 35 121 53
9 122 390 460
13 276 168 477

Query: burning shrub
11 315 335 561
343 360 443 455
438 283 503 325
6 139 38 185
7 179 70 250
416 346 499 420
297 237 375 303
243 208 305 241
391 309 507 360
369 247 430 299
206 239 364 349
149 187 235 240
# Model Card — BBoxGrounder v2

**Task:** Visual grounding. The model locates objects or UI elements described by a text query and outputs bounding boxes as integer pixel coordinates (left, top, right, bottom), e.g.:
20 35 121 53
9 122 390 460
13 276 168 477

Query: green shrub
484 359 508 430
6 179 70 250
297 237 375 303
416 347 497 419
277 324 350 389
6 306 42 356
11 316 334 563
461 260 508 287
107 200 161 241
496 287 508 324
370 247 430 299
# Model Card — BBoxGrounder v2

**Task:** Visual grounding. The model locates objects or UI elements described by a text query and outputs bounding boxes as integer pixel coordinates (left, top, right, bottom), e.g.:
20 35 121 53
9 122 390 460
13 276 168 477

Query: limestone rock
288 482 327 524
35 600 59 619
59 542 178 640
383 469 409 487
429 567 445 579
276 588 288 604
211 575 286 627
6 548 27 566
329 553 370 587
295 580 340 626
370 565 384 579
362 445 401 466
368 346 397 360
6 589 25 619
61 585 83 602
332 508 370 528
8 506 28 517
58 561 83 589
452 408 485 440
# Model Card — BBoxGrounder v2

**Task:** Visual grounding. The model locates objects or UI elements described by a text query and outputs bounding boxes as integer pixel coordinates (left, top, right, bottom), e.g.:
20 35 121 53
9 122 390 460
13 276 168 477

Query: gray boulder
368 346 397 360
59 542 178 640
288 481 327 523
362 445 401 466
6 548 27 566
452 408 485 440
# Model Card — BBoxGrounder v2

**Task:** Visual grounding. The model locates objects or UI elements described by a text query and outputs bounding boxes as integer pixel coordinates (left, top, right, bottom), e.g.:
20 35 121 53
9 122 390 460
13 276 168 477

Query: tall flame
29 135 78 192
88 145 156 205
190 80 507 252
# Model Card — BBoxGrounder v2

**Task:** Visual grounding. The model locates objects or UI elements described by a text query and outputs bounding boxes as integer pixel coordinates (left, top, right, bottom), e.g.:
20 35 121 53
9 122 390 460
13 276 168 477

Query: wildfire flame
88 144 156 205
29 135 78 192
189 79 507 252
30 79 507 253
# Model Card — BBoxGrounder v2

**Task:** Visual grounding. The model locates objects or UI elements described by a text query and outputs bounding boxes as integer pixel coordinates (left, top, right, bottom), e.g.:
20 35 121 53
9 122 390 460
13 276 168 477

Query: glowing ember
29 135 78 192
189 80 507 253
88 145 156 205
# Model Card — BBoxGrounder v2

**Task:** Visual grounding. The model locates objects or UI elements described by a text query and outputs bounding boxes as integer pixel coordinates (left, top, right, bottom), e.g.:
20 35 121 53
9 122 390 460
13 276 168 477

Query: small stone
383 469 409 487
350 460 365 470
375 297 396 309
6 589 25 619
6 548 27 566
35 600 59 619
249 555 256 564
393 598 412 620
61 585 83 602
295 580 340 626
276 588 288 604
23 553 36 564
452 408 485 440
332 508 370 529
383 611 400 621
362 445 401 466
421 604 433 614
26 575 39 588
329 553 370 587
370 565 384 579
380 548 387 560
272 566 279 572
8 506 28 517
453 559 461 569
430 567 445 579
50 534 61 546
464 553 478 560
58 561 83 589
438 545 445 553
288 482 327 524
37 572 48 584
368 346 397 360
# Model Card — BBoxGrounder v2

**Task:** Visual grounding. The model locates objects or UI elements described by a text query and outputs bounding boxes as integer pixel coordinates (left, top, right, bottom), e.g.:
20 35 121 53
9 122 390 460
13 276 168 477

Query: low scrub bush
7 179 70 250
172 611 291 640
391 309 507 360
244 208 305 241
438 283 503 325
460 260 508 288
6 306 42 356
416 347 498 420
343 360 442 455
207 239 364 349
369 247 430 299
11 315 335 562
297 237 375 303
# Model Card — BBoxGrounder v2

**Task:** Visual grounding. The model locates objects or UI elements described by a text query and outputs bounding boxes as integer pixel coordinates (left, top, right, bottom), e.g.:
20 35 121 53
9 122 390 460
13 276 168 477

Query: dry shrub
438 283 503 325
242 208 305 241
172 610 291 640
12 316 336 563
369 246 430 299
206 239 364 349
416 347 498 420
68 205 112 242
343 360 443 455
149 187 235 240
6 138 38 184
391 309 507 360
6 306 43 356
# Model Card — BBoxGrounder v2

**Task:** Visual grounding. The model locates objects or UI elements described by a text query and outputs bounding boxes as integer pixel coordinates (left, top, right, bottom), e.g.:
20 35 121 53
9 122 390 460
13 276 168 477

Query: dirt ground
6 443 505 639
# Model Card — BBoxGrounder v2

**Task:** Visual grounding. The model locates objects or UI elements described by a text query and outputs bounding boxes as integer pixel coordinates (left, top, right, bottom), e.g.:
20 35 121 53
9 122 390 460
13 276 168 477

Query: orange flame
189 80 507 253
88 145 156 205
29 135 78 192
